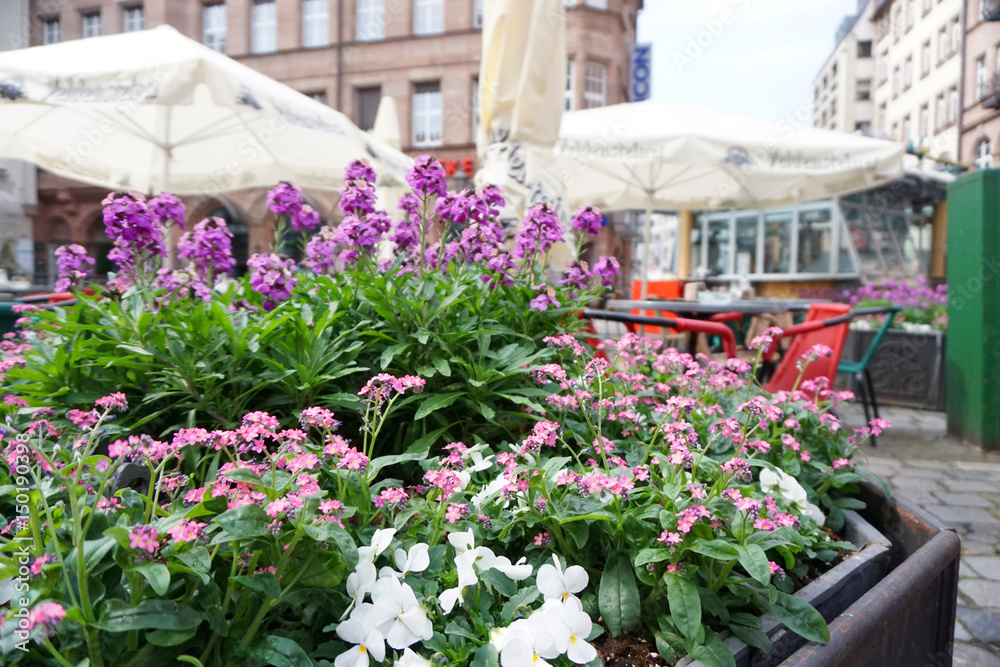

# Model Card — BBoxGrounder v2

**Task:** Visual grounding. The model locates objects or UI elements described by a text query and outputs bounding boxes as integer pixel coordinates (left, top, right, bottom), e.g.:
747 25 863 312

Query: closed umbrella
0 25 411 195
553 100 906 296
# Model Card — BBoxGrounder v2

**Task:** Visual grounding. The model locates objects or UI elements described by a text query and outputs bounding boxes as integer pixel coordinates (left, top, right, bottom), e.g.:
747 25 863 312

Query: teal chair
838 306 901 446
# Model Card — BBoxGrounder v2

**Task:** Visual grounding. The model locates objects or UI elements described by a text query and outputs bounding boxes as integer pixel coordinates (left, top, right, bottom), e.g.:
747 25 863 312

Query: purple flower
337 178 379 216
248 253 298 311
434 190 479 225
560 260 592 294
571 206 603 236
345 159 377 184
333 211 391 265
101 191 167 277
177 216 236 282
390 194 422 253
513 203 564 262
530 286 562 311
267 181 322 231
406 155 447 199
593 256 621 287
147 193 186 230
53 244 95 292
304 226 338 275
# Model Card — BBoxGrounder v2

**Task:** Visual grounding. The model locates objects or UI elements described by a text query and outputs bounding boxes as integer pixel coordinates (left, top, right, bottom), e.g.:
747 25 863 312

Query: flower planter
680 479 960 667
838 329 946 411
677 508 892 667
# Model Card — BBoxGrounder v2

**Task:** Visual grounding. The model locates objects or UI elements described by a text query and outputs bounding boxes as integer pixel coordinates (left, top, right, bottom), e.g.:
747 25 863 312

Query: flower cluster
248 253 298 311
267 181 321 231
53 244 95 292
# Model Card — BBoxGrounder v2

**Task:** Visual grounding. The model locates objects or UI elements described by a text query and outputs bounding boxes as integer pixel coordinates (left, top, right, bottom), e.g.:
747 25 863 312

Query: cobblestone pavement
840 403 1000 666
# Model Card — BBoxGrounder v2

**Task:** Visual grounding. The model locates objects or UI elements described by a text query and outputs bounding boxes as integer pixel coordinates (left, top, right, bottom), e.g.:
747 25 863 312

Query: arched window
87 216 115 281
974 137 995 170
203 205 249 277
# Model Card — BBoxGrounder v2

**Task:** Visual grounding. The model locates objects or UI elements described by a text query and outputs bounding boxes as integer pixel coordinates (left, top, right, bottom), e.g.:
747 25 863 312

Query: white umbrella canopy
0 25 411 195
552 100 905 295
554 100 905 212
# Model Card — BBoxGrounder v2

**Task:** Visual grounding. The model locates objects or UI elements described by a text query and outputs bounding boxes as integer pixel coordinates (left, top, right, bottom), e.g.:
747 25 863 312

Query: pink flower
534 531 551 546
445 503 469 523
373 487 409 509
95 392 128 412
869 418 892 437
769 561 786 580
832 458 852 470
167 519 205 543
657 531 682 545
287 452 320 474
299 407 340 430
748 326 783 352
128 525 160 554
27 602 65 635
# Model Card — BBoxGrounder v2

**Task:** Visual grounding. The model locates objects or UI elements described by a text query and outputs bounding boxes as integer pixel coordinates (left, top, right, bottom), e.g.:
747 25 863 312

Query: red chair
762 303 852 393
582 309 738 359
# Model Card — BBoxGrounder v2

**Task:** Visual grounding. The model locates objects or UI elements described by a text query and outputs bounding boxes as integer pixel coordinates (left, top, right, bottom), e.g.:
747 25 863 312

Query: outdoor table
603 298 822 317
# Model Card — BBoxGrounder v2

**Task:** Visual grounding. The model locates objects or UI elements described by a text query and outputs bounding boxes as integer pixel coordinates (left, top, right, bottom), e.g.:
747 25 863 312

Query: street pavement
841 403 1000 666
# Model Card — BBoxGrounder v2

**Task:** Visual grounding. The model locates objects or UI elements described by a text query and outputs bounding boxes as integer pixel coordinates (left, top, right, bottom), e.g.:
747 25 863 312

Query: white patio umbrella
0 25 411 195
475 0 567 220
552 100 906 296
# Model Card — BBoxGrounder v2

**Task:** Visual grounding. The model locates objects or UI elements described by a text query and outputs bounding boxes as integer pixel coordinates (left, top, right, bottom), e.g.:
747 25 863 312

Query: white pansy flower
334 603 385 667
470 476 508 509
440 548 480 614
760 468 826 524
357 528 397 565
343 562 378 618
465 444 495 472
493 555 532 581
394 543 430 575
537 555 589 602
394 648 433 666
368 577 433 649
448 528 475 555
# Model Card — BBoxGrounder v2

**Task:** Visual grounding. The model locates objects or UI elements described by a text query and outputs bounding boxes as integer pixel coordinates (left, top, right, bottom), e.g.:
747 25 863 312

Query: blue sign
629 43 652 102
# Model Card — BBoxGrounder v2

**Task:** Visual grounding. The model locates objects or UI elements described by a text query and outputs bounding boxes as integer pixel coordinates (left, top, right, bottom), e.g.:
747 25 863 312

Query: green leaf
231 573 281 599
471 643 500 667
176 657 205 667
246 635 312 667
432 357 452 377
729 622 773 652
687 539 740 562
413 392 463 420
367 451 428 479
598 552 641 637
665 573 702 639
500 585 540 621
133 563 170 596
176 546 211 574
634 549 672 567
687 627 737 667
765 590 830 644
405 426 450 454
737 544 771 585
94 599 201 632
480 569 517 597
222 468 263 486
145 627 198 647
215 504 270 539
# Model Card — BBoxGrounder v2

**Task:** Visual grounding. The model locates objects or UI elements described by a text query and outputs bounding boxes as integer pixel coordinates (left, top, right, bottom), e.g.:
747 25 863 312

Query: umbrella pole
640 204 653 299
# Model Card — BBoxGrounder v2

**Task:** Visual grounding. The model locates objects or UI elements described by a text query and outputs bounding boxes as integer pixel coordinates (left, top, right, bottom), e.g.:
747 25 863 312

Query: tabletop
602 298 825 316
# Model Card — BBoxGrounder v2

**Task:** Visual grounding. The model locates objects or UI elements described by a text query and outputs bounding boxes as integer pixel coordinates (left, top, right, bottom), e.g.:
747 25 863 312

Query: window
583 61 606 108
412 82 442 147
949 86 959 124
42 17 60 44
584 0 608 7
893 65 901 96
414 0 443 35
856 121 872 134
735 216 758 274
356 86 381 131
975 138 994 169
904 56 913 89
123 6 144 32
938 27 948 62
763 212 792 274
951 17 961 54
203 4 227 53
565 60 576 111
923 0 932 14
858 40 872 58
891 122 899 141
879 50 889 83
857 78 872 101
308 91 328 105
894 6 902 39
471 78 479 140
302 0 329 48
706 219 731 276
474 0 483 28
906 0 916 29
977 56 988 100
936 93 946 129
82 11 101 38
920 104 930 140
356 0 385 41
251 1 277 54
798 209 833 274
902 115 912 143
922 41 932 75
879 104 888 134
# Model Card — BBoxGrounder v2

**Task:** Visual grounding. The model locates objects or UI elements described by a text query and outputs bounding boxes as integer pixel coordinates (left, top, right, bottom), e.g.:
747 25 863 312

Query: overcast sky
636 0 860 123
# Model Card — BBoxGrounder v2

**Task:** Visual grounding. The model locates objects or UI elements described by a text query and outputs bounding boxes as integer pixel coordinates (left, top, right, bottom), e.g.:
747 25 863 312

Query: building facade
959 0 1000 169
871 0 964 165
25 0 641 283
813 0 877 135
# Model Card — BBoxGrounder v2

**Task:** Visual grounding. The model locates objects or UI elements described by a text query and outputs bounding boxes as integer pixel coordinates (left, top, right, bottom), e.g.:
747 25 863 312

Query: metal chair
761 303 853 394
837 306 900 447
